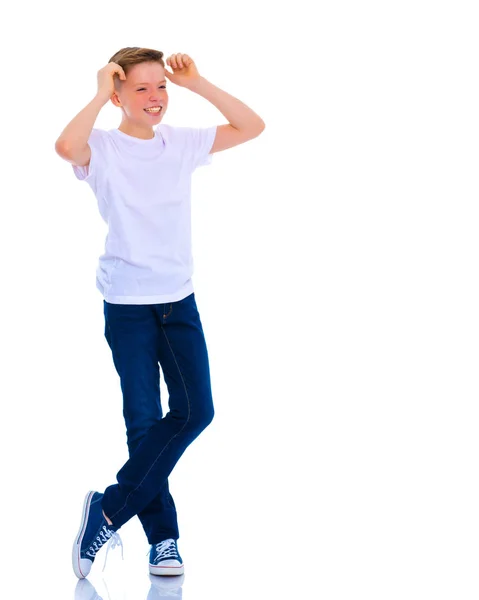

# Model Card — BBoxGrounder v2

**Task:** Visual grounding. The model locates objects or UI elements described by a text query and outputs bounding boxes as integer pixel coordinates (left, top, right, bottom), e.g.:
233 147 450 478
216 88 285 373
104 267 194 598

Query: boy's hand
164 53 201 89
97 62 127 102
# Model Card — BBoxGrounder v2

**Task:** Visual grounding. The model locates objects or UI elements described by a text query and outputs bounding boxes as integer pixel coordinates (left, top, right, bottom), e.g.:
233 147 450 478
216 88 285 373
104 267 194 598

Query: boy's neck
117 121 155 140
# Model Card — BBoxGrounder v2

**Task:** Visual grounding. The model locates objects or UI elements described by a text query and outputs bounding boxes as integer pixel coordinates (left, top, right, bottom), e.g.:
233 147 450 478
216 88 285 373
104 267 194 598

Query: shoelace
84 523 124 572
146 539 179 562
102 530 124 572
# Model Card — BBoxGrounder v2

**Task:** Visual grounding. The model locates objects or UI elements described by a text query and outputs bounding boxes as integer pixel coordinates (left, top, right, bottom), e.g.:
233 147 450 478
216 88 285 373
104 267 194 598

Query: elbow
55 139 69 157
251 120 266 137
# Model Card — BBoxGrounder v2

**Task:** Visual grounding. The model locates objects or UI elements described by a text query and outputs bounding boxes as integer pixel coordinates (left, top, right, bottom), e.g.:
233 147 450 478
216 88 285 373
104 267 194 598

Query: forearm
55 95 108 151
189 77 265 132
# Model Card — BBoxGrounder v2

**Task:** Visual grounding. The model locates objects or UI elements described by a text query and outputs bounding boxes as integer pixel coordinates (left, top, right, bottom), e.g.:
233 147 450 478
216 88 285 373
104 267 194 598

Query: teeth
145 107 162 112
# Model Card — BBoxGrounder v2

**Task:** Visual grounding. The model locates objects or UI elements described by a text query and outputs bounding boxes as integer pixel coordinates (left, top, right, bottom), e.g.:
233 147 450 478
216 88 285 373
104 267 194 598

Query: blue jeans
101 292 214 544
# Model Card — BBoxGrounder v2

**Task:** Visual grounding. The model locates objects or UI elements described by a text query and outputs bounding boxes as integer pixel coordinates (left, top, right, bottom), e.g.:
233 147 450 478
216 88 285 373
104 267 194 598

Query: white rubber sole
149 563 185 576
72 490 96 579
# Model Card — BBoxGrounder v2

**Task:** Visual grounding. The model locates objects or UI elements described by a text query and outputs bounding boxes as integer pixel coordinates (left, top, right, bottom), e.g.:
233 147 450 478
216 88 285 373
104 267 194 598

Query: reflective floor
7 478 477 599
75 573 185 599
63 529 264 600
18 514 293 600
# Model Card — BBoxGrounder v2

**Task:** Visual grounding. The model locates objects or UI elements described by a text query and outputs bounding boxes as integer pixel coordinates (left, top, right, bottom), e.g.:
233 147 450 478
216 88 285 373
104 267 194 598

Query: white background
1 0 478 598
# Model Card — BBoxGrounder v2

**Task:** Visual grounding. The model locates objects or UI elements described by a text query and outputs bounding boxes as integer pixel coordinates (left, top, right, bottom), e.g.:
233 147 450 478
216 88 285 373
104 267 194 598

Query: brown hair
108 47 165 91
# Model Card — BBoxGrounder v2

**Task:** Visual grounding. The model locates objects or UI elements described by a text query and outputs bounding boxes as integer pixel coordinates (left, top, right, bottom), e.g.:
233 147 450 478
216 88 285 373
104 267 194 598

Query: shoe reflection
148 573 184 598
74 578 104 600
74 573 185 599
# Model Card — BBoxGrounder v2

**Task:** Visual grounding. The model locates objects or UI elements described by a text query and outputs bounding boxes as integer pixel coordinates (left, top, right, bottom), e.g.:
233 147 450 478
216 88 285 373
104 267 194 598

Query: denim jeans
101 292 214 544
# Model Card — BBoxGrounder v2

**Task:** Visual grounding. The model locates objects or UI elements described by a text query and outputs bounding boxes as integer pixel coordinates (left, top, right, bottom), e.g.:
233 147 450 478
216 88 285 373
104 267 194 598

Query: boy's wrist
187 76 207 94
94 93 111 106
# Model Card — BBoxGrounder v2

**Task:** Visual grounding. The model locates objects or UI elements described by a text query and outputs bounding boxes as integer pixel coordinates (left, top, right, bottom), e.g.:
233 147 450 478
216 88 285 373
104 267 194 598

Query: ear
110 93 121 107
113 76 125 97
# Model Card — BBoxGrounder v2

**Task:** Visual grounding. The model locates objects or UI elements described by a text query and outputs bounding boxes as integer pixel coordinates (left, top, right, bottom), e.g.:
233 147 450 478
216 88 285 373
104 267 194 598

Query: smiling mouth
144 107 163 114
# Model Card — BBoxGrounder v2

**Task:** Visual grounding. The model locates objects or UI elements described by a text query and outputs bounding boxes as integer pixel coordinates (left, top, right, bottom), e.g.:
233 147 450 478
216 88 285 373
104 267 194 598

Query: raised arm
54 95 106 165
165 53 265 154
55 62 126 164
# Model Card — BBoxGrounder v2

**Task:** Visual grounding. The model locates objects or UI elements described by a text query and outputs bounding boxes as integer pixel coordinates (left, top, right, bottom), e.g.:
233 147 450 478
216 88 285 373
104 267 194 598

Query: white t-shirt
72 123 217 304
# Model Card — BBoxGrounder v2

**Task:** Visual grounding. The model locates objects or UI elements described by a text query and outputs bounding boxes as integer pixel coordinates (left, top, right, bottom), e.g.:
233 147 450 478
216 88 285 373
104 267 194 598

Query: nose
150 93 166 103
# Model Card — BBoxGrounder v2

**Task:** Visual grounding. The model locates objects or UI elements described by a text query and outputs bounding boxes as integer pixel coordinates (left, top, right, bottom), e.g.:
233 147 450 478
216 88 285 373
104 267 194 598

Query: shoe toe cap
154 559 182 567
75 558 93 579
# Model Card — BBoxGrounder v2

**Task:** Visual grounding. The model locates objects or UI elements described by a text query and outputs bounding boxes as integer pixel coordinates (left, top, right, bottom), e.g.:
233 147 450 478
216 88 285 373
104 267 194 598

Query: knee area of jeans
165 401 214 431
126 422 160 451
189 406 214 432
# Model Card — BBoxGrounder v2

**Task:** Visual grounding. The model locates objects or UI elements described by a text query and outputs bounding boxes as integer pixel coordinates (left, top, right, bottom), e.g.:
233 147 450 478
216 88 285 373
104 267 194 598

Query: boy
55 47 265 579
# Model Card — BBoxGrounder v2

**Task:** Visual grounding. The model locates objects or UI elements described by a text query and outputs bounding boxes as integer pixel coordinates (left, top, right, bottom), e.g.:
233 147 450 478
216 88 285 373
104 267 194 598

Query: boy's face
112 61 168 124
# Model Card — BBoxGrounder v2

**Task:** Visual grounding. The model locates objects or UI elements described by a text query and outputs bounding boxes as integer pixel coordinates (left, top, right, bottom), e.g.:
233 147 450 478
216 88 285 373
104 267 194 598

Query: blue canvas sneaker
149 539 184 576
72 490 123 579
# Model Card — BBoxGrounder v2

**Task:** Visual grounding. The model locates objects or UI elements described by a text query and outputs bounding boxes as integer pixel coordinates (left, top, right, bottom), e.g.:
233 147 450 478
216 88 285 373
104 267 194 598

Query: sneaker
72 490 123 579
149 539 184 576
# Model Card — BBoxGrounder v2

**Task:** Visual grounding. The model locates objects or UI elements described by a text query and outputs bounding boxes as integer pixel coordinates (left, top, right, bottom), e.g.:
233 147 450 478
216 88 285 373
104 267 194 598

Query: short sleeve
72 128 108 192
182 126 217 170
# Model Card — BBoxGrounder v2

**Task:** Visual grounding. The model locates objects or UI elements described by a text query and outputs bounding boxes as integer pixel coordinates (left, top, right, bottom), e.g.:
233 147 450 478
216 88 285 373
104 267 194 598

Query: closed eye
137 86 166 91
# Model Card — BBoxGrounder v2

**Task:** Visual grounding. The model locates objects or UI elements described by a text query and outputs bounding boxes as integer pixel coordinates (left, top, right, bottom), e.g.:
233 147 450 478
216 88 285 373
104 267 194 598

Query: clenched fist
164 53 201 89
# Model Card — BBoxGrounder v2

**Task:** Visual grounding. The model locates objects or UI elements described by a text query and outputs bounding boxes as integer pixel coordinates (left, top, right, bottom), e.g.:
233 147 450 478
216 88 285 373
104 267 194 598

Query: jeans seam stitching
109 325 191 521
